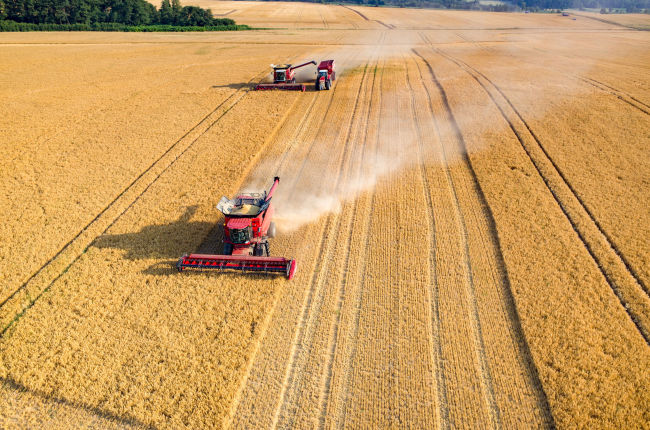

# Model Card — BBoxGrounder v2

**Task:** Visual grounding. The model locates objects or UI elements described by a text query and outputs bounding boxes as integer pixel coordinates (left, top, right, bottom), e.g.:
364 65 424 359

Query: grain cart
255 61 317 91
315 60 335 91
177 177 297 279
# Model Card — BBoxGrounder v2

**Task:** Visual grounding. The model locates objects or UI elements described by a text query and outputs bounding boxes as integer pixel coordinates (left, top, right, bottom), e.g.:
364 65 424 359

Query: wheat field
1 3 649 428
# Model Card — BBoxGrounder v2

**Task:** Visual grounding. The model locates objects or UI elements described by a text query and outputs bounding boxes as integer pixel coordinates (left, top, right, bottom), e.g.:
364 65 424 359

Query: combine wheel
223 243 233 255
268 222 276 238
325 79 331 90
254 245 264 257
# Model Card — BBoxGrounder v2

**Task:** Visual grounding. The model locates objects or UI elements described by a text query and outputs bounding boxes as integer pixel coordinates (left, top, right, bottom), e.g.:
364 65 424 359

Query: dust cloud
242 26 630 232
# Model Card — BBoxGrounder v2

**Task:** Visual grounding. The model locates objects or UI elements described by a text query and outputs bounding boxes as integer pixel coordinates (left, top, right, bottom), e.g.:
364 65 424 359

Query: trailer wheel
268 222 276 238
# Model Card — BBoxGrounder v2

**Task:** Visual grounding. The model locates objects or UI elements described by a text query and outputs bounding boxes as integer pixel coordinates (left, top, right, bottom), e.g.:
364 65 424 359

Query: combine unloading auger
177 177 297 279
254 61 317 91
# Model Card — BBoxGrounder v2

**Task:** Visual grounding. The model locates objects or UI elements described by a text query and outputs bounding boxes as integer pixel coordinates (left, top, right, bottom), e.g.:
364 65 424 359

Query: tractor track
0 64 283 336
222 76 335 430
580 77 650 115
403 54 452 429
419 39 650 345
272 58 373 429
225 51 357 428
583 77 650 109
404 53 500 429
327 58 384 430
459 39 647 116
412 48 556 427
316 52 382 429
341 5 369 22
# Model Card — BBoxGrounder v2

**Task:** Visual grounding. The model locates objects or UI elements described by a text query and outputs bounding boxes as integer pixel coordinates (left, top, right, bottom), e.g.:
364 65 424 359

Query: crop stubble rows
1 9 649 429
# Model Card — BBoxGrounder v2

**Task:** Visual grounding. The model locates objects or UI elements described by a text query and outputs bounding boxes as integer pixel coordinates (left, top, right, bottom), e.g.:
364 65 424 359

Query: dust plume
242 24 642 232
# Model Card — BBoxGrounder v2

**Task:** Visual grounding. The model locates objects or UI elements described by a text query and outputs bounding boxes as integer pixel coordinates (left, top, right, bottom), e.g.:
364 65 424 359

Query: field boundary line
420 41 650 345
271 60 371 429
340 5 369 21
412 45 557 428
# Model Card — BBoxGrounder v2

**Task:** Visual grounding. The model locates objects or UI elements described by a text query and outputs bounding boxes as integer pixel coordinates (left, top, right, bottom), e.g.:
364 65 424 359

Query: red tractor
315 60 335 91
255 61 317 91
177 177 297 279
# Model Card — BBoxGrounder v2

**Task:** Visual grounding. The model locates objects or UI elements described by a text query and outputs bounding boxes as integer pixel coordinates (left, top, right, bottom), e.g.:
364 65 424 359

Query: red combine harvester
177 177 297 279
315 60 335 91
255 61 317 91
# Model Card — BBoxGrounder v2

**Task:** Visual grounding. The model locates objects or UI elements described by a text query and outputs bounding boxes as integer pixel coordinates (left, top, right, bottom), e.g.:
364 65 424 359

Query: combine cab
315 60 335 91
255 61 317 91
177 177 297 279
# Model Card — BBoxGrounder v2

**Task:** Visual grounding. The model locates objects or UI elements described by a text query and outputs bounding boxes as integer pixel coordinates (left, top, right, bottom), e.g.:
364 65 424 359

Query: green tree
0 0 6 20
171 0 181 23
160 0 171 23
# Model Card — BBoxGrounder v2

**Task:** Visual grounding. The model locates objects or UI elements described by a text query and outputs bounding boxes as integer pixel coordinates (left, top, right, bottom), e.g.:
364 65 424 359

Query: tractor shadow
93 206 226 275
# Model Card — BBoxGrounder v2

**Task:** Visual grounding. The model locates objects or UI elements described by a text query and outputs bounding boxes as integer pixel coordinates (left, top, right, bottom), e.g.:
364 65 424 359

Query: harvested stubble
1 6 650 429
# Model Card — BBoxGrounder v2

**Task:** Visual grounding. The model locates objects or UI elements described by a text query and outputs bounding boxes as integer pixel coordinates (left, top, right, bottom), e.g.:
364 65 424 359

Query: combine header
177 177 297 279
255 61 317 91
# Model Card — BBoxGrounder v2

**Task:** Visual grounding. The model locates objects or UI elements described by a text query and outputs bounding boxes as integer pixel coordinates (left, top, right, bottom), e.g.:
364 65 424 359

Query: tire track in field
316 51 381 429
223 51 355 429
584 78 650 109
0 65 284 336
420 40 650 345
579 77 650 115
225 50 359 429
222 87 334 428
271 60 372 429
272 58 368 427
433 41 650 299
341 5 369 21
403 54 500 429
412 47 557 428
402 54 453 429
325 34 386 428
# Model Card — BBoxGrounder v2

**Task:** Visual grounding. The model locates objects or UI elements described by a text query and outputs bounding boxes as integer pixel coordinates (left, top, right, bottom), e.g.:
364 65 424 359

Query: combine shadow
93 206 225 274
94 206 282 280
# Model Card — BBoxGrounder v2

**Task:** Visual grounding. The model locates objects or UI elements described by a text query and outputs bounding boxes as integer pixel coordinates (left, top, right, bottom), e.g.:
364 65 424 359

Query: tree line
0 0 239 27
